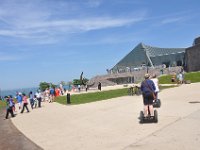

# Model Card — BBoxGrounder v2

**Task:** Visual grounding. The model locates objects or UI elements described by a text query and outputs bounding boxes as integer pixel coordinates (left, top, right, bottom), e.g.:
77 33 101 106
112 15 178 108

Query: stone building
185 37 200 72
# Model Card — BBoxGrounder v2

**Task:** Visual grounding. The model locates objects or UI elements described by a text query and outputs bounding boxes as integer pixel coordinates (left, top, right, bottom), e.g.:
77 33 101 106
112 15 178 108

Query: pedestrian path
11 83 200 150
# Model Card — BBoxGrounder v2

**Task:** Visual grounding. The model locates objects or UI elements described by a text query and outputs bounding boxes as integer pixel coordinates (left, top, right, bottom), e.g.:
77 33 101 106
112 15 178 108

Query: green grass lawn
56 85 176 105
0 100 6 110
184 72 200 83
159 71 200 84
159 75 175 84
56 88 129 105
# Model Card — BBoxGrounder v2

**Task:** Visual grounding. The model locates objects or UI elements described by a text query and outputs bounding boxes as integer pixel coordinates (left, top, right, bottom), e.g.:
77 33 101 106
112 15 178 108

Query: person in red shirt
55 88 60 97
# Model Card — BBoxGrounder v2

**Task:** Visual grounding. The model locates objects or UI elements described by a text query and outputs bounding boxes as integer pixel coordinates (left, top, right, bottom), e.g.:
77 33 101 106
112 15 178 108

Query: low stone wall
89 66 182 87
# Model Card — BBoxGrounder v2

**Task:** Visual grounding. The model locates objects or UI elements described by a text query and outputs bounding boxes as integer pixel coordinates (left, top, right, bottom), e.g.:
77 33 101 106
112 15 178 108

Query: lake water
0 87 38 98
0 85 71 98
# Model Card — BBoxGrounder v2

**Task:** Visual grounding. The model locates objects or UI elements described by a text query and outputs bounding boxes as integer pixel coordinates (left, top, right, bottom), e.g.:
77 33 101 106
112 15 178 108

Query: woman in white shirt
151 74 159 100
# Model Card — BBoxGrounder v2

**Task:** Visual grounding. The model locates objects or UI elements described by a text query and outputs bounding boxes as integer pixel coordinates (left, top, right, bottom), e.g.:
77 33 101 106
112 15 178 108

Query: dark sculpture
80 72 95 88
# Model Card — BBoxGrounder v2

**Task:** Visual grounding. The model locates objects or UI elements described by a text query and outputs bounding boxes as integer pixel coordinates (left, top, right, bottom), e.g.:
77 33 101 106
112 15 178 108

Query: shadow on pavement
0 108 43 150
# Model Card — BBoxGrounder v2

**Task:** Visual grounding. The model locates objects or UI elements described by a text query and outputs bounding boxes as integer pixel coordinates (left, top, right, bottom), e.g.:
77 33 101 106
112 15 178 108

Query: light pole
145 49 149 73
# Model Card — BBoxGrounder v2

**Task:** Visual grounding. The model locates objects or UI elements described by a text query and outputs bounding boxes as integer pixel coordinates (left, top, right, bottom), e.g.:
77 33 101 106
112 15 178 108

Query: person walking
33 95 38 108
35 90 42 107
49 87 55 103
178 72 183 84
59 83 64 95
16 92 23 110
9 95 16 113
5 96 15 119
29 91 34 109
21 93 30 113
98 82 101 91
78 85 81 92
44 88 50 102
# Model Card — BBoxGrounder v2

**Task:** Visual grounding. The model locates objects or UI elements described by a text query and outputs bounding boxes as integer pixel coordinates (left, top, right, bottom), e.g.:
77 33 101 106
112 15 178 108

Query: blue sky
0 0 200 90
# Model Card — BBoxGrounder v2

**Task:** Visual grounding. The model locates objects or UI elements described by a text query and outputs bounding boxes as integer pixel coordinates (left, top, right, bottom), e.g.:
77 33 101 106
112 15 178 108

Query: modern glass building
112 43 185 72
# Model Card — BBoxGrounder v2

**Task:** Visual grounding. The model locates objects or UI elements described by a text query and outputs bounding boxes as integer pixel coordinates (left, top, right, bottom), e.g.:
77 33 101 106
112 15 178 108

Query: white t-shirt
178 73 183 81
151 78 159 92
35 92 41 98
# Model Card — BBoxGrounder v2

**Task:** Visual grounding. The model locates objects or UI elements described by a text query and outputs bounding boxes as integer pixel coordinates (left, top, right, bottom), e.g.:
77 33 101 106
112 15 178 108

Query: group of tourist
4 93 31 119
4 86 66 119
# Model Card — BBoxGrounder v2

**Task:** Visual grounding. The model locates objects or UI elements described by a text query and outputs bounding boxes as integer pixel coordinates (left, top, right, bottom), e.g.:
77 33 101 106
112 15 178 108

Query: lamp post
145 49 149 73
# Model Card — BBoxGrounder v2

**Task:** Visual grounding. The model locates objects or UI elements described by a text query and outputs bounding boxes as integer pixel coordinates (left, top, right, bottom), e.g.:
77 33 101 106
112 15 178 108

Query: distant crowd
3 85 66 119
2 82 103 120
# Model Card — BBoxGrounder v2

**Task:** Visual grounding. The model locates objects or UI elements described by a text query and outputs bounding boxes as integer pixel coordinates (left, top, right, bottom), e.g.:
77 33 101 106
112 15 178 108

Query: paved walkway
9 83 200 150
0 109 42 150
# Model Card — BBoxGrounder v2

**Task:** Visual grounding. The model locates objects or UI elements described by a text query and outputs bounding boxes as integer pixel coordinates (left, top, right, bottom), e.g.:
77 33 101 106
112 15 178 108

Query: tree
50 83 57 89
39 82 56 91
72 79 81 85
39 82 50 91
72 78 89 86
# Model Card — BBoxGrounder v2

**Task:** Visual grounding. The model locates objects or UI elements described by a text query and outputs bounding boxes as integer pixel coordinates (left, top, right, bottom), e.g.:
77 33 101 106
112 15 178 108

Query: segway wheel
140 111 144 123
157 99 161 107
154 110 158 123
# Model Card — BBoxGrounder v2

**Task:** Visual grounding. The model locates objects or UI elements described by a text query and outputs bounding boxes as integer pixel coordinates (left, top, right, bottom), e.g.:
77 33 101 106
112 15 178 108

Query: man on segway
141 74 156 117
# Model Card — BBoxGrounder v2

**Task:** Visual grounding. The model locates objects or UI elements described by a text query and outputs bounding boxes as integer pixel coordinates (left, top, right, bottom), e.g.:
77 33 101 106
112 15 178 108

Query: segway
153 99 161 108
140 106 158 123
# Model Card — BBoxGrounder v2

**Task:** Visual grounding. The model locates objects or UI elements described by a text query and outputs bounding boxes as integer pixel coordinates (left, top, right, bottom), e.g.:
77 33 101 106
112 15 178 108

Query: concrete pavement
11 83 200 150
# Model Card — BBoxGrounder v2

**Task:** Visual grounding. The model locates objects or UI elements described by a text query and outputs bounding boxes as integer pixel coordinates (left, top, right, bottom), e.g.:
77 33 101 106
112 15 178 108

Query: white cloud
0 17 145 38
86 0 102 7
0 0 146 42
161 17 185 24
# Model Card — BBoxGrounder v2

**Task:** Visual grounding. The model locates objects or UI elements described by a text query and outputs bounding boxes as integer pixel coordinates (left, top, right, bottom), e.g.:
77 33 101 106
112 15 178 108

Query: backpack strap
143 80 154 93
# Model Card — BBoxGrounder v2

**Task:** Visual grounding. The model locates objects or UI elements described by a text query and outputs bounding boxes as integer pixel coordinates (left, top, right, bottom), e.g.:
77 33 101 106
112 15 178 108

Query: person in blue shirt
16 92 23 110
49 88 55 103
141 74 156 117
29 91 34 109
